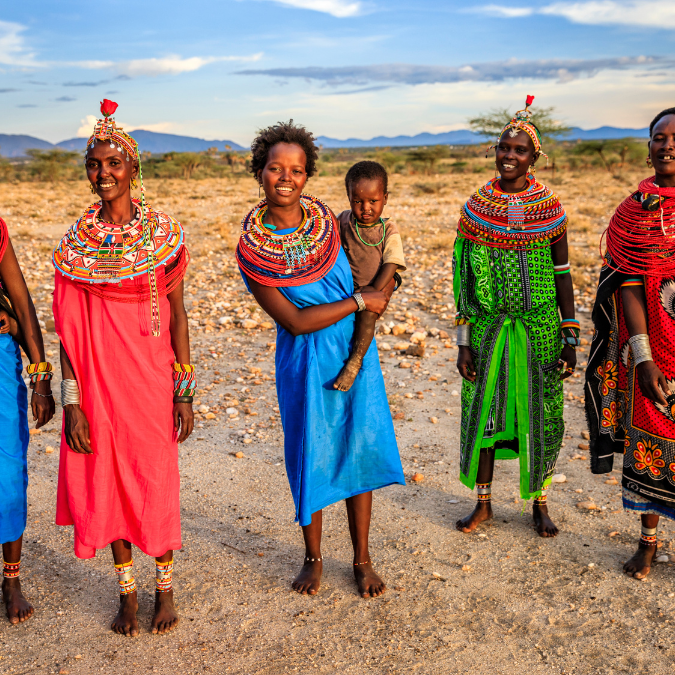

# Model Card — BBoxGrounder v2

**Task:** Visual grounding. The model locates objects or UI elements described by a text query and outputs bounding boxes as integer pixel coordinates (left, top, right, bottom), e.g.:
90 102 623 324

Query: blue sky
1 0 674 145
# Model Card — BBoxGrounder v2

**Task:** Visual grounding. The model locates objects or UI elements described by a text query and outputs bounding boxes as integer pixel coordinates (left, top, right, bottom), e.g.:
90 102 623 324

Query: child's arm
370 263 398 292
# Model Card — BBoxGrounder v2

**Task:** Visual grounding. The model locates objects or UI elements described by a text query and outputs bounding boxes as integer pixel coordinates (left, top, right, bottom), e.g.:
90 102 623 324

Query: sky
1 0 674 145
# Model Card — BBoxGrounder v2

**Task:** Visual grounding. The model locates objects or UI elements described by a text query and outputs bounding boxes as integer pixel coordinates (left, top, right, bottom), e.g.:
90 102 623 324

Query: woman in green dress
453 97 577 537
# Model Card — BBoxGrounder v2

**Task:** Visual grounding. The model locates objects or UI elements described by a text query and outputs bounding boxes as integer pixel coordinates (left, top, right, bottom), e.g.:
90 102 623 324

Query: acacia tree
468 106 571 145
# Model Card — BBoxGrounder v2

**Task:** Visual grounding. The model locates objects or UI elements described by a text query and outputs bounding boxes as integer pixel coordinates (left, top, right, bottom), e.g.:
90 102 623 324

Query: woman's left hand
31 378 55 428
173 401 194 443
558 345 578 381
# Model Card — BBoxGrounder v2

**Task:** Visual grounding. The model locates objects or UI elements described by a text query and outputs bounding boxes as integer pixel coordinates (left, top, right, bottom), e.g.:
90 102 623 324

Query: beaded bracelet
553 262 571 275
561 319 581 347
173 363 196 397
26 362 53 385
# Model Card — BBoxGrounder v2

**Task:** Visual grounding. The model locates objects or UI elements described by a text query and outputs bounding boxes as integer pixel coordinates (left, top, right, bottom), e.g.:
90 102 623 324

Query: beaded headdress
488 95 548 163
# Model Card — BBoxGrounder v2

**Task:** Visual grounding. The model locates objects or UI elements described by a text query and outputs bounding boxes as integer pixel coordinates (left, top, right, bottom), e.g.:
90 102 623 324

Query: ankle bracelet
354 559 371 566
640 525 658 547
305 557 322 562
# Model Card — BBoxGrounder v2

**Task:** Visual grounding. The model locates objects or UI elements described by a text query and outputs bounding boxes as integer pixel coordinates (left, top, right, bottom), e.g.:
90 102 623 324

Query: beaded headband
488 95 549 163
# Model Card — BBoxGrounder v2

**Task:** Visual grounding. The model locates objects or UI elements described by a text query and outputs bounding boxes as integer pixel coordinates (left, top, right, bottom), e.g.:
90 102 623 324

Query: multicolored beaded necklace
459 173 567 249
236 194 340 287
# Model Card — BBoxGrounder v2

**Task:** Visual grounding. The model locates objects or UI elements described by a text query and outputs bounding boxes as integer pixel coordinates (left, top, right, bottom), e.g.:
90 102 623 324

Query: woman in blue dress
237 121 405 598
0 217 54 623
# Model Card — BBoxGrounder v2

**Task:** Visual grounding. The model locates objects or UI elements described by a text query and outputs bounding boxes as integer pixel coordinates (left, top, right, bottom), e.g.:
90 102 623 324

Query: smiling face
348 177 388 225
649 114 675 184
257 142 308 207
495 129 537 183
85 140 138 202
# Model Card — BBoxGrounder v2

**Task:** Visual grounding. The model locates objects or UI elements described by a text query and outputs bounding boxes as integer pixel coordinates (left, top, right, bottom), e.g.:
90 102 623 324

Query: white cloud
473 1 675 28
0 20 38 66
72 53 263 77
262 0 362 17
541 1 675 28
76 114 97 138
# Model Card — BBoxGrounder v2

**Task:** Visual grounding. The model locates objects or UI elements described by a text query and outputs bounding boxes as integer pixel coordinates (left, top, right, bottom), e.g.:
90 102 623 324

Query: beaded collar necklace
237 194 340 287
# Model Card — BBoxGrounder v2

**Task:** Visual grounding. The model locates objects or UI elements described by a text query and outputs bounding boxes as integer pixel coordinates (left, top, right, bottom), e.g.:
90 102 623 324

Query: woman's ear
132 162 140 179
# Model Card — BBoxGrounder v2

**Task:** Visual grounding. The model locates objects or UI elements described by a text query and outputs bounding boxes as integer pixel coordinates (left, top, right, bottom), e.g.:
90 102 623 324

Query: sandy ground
2 170 675 675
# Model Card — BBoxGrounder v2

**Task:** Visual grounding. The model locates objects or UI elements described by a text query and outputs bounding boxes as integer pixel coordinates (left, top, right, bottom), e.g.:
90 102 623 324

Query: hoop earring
131 178 138 190
90 183 96 194
646 156 653 168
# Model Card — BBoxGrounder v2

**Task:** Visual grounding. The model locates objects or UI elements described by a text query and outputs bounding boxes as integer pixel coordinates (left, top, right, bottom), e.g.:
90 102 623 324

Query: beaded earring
530 163 537 175
90 184 96 194
259 182 262 198
131 178 138 190
646 155 653 168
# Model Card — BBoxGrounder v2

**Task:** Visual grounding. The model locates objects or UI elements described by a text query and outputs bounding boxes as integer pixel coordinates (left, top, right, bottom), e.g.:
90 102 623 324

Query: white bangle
352 292 366 312
61 379 81 406
628 334 653 366
457 323 471 346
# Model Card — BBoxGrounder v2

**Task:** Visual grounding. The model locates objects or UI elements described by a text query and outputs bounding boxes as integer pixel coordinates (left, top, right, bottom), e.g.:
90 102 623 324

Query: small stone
405 393 413 399
399 362 412 369
609 531 620 537
391 324 407 336
379 342 391 351
226 407 238 415
75 655 82 660
576 501 597 510
59 670 70 674
394 342 409 351
656 554 670 563
29 428 41 435
393 412 405 420
234 451 244 458
45 445 55 454
410 331 427 344
259 321 274 330
258 552 264 557
241 319 258 329
574 488 583 493
461 565 471 572
218 316 232 325
205 412 216 420
243 438 252 444
551 473 566 483
605 477 619 485
439 330 449 339
429 375 438 381
198 405 210 414
405 343 425 357
411 473 424 482
430 416 438 424
451 390 459 396
588 563 595 568
581 430 590 440
431 572 446 581
578 442 589 451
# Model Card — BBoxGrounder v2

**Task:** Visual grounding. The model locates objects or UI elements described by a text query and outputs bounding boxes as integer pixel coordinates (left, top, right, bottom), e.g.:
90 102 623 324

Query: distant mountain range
0 130 245 158
316 126 650 148
0 126 650 157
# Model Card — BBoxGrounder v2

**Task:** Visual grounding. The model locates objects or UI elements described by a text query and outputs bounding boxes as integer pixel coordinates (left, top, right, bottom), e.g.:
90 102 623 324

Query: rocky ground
1 170 674 674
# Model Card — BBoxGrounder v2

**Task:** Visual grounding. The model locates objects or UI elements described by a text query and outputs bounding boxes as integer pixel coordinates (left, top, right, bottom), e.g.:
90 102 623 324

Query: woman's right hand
637 361 670 406
64 404 93 454
457 346 477 382
360 291 389 316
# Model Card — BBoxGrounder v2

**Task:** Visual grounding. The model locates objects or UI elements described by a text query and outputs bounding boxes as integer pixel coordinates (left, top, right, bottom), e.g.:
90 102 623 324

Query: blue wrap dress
244 245 405 526
0 333 29 544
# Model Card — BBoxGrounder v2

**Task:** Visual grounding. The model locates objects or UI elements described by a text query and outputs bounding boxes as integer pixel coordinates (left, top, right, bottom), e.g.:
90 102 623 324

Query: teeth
277 187 292 192
502 164 516 169
99 183 115 188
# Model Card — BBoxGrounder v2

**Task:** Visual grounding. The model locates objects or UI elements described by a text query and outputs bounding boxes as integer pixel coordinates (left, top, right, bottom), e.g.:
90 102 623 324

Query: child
333 161 406 391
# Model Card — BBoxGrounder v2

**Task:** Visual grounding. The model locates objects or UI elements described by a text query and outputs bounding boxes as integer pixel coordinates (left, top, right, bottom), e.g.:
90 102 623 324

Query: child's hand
360 290 389 316
457 346 476 382
0 310 16 336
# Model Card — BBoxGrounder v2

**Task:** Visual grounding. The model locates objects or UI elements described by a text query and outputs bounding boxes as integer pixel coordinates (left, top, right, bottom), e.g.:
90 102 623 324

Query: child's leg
333 309 377 392
345 492 386 598
456 447 495 533
292 510 323 595
152 550 179 634
2 535 33 624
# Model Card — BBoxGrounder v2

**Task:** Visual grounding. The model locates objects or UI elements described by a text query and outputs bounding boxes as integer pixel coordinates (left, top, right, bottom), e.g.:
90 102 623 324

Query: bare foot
533 503 559 537
354 561 386 598
2 578 33 625
333 357 363 392
152 590 179 634
623 545 657 579
111 592 139 637
292 560 322 595
456 502 493 533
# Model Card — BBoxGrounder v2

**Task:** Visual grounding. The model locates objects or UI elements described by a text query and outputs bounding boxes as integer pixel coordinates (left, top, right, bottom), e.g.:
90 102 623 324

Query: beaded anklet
354 559 371 566
305 557 322 563
640 525 658 547
476 481 492 502
533 488 548 506
155 559 173 593
3 560 20 579
114 560 136 595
